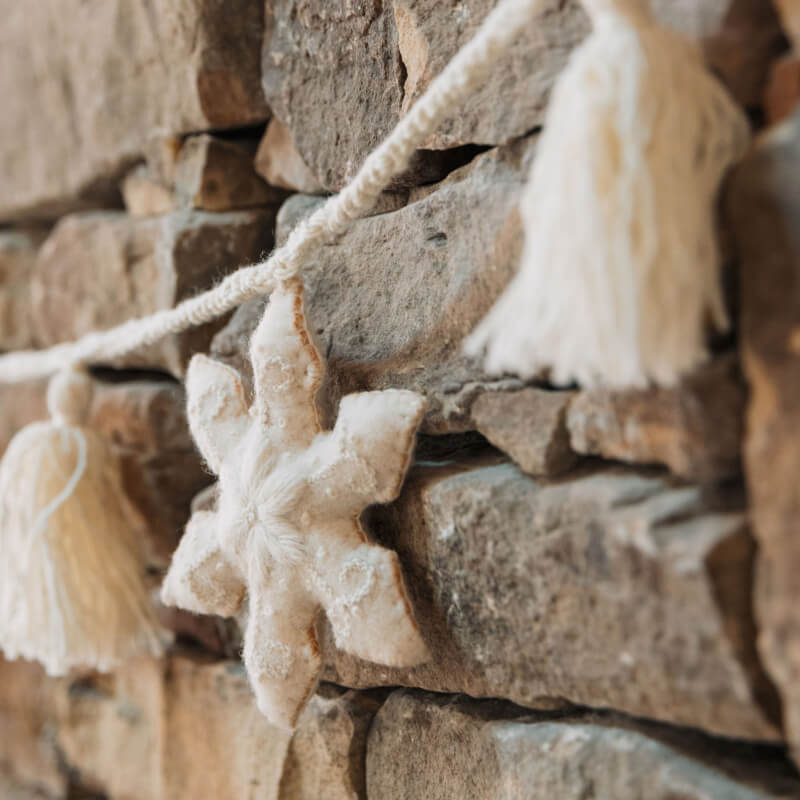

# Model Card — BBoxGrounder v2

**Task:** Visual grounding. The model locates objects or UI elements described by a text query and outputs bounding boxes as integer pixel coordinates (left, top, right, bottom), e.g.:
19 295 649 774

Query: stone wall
1 1 800 798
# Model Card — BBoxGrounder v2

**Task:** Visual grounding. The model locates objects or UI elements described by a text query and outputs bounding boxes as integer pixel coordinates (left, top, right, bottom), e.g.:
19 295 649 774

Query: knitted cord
0 0 549 383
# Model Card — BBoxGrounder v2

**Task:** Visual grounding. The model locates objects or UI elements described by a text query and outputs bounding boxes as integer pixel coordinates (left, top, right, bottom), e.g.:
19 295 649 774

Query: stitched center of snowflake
160 280 429 729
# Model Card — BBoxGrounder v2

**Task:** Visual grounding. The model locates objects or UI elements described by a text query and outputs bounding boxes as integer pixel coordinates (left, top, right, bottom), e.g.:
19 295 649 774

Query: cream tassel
465 0 751 388
0 368 170 675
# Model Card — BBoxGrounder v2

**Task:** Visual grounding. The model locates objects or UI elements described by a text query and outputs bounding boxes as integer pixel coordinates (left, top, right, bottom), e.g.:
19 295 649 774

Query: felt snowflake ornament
161 279 429 728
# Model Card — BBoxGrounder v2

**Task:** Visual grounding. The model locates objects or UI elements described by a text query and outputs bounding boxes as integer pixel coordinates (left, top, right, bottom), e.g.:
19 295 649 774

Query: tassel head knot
47 368 93 426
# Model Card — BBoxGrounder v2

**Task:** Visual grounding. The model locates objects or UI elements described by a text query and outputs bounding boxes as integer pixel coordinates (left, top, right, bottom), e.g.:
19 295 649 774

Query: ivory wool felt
161 280 429 729
0 369 169 675
465 0 751 388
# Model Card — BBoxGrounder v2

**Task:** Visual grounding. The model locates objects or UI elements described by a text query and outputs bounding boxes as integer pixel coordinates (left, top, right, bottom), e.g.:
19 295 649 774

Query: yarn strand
0 0 548 384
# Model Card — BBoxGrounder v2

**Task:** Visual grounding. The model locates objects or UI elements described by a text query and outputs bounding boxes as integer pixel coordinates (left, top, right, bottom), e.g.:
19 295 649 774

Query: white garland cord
0 0 548 384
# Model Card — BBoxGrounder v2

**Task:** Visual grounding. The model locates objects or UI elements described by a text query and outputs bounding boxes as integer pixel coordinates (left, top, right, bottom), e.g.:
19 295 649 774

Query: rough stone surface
367 691 800 800
32 209 275 376
0 658 66 798
470 387 577 476
261 0 508 190
774 0 800 49
174 134 284 211
0 773 53 800
0 2 796 793
261 0 779 193
766 56 800 124
0 231 44 351
121 165 175 218
57 655 288 799
90 380 210 564
215 142 750 475
56 655 380 800
322 460 779 740
141 137 185 189
567 354 745 482
255 118 324 194
393 0 589 150
0 380 49 455
261 0 409 191
728 109 800 763
212 139 534 433
0 0 268 221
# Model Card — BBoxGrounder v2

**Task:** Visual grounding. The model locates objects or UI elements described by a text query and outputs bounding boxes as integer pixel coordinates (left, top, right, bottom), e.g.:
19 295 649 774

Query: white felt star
161 278 429 728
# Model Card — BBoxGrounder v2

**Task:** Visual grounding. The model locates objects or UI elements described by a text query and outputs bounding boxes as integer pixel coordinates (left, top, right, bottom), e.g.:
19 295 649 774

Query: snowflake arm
185 356 250 473
307 522 430 667
305 390 426 516
249 277 323 448
160 510 245 617
244 579 321 730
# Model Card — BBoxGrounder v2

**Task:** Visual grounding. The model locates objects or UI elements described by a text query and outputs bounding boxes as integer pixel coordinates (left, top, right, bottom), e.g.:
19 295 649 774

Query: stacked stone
0 1 799 798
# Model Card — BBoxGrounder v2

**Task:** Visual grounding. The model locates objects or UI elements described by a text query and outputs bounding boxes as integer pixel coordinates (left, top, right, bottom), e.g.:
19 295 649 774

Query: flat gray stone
32 209 277 376
471 387 577 476
321 460 779 741
567 355 744 482
367 691 799 800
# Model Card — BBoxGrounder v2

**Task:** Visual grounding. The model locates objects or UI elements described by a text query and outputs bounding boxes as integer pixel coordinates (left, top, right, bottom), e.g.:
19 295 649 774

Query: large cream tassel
465 0 751 388
0 368 170 675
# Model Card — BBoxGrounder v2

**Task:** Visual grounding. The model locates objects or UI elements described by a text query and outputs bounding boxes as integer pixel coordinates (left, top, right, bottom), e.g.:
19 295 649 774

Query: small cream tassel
465 0 751 388
0 368 170 675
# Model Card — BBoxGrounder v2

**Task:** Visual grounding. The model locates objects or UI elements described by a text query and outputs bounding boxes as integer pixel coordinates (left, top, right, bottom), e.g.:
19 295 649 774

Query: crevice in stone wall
366 689 800 798
89 366 181 385
413 431 500 466
67 787 107 800
414 143 494 185
205 122 269 145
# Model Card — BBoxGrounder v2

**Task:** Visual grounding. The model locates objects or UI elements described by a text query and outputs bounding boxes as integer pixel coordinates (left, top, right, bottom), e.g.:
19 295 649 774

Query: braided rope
0 0 548 383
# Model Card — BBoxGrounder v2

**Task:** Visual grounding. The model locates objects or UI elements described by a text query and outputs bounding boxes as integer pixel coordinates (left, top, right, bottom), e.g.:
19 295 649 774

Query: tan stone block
174 135 285 212
367 692 799 800
567 355 745 482
322 462 779 741
32 209 275 376
255 119 324 195
0 0 268 220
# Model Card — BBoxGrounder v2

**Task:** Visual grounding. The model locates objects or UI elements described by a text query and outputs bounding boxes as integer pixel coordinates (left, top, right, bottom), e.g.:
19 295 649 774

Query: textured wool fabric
465 0 751 388
161 279 429 729
0 369 169 675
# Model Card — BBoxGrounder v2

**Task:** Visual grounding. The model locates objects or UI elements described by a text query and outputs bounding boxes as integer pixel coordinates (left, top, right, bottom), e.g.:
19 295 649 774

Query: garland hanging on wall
162 280 428 728
0 0 748 728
